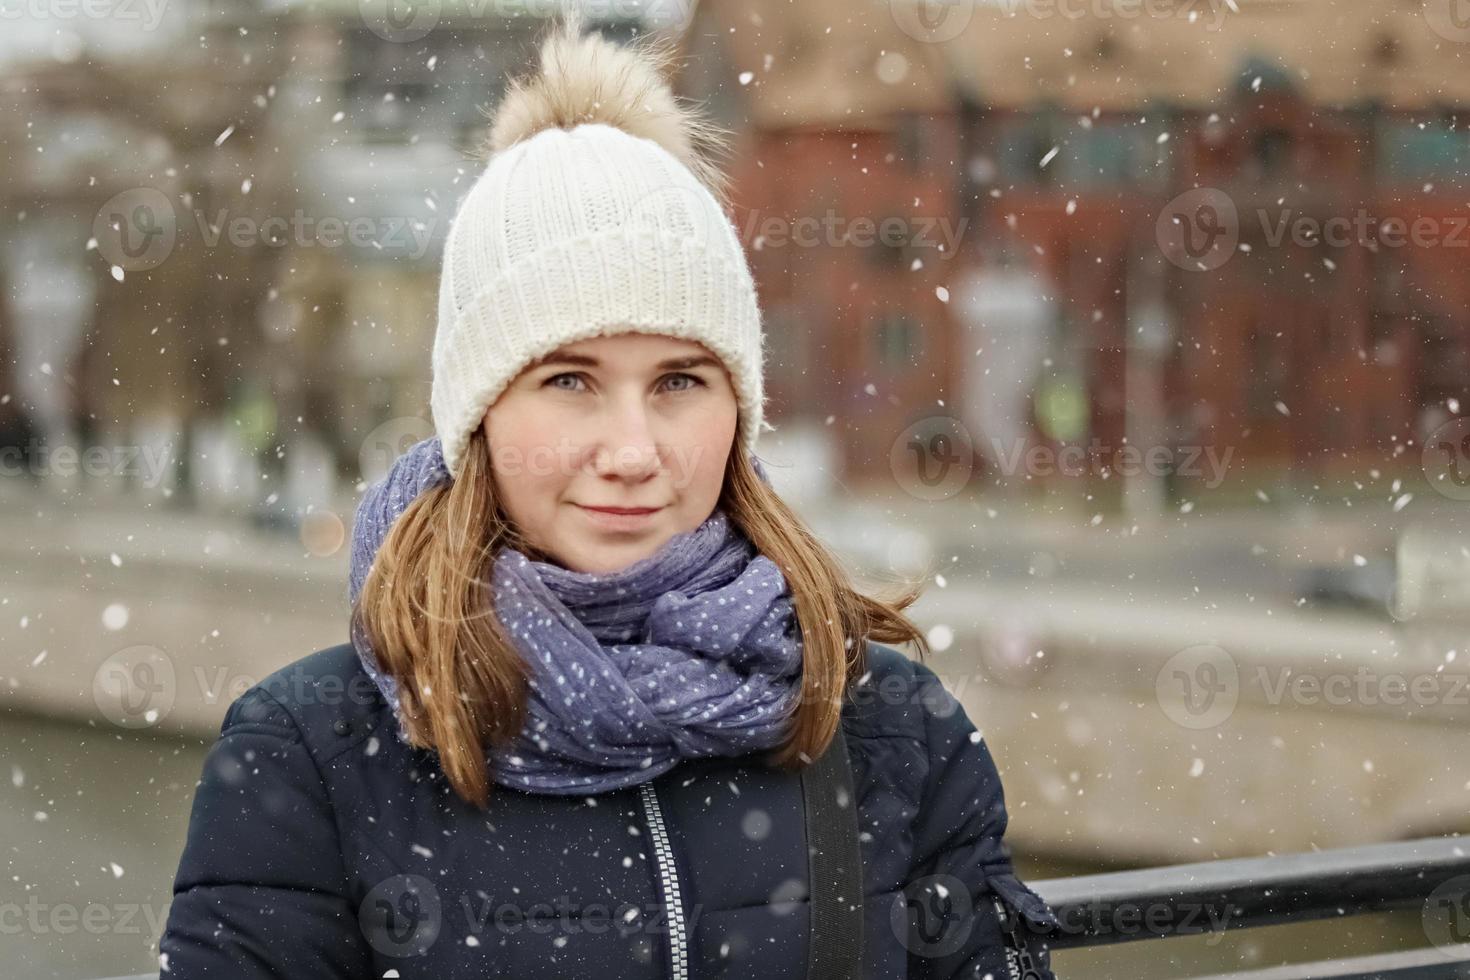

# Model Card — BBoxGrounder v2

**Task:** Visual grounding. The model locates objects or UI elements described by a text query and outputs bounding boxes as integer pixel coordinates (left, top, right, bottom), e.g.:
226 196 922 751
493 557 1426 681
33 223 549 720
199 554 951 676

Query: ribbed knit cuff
431 228 764 479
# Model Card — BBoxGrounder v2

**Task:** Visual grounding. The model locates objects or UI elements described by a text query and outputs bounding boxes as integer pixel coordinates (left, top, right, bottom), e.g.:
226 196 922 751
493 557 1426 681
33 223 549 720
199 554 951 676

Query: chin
574 543 659 576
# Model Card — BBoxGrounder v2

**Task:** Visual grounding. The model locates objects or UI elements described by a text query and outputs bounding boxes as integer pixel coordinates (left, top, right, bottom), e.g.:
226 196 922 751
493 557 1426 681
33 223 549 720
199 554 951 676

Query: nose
589 398 662 481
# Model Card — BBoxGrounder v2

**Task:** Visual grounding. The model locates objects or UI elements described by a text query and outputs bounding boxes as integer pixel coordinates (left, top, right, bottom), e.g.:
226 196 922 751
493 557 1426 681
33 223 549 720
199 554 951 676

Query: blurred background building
682 0 1470 506
3 0 1467 516
4 1 1470 976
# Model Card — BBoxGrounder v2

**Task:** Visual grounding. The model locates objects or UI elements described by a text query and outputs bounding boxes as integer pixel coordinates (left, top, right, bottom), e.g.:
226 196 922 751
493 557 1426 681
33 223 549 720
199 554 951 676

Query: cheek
486 400 543 448
487 396 565 455
672 407 737 488
484 407 576 500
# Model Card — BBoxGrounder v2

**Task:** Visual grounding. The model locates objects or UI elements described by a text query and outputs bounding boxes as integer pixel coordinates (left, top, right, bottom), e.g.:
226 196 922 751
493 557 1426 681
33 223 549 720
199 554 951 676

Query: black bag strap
801 724 865 980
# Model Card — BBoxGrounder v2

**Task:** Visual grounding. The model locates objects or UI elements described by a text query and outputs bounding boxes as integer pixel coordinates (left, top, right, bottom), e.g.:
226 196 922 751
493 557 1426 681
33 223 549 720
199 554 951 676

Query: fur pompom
476 8 733 208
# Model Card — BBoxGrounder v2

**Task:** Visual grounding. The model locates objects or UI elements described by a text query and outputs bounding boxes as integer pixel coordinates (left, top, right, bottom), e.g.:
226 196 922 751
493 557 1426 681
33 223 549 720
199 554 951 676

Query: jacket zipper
994 896 1043 980
638 781 689 980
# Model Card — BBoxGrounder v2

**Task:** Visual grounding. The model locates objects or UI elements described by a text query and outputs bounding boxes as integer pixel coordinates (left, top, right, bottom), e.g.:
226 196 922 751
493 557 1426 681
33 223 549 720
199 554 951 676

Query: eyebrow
531 353 724 372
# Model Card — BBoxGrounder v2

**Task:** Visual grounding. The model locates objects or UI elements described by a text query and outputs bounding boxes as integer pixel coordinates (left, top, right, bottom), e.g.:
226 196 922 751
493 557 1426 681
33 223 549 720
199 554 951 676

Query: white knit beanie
430 11 766 480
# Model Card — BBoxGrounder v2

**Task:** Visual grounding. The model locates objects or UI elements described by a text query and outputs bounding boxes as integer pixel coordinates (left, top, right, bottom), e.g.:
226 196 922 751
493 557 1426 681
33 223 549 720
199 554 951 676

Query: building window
1056 119 1169 189
1244 324 1288 419
763 304 809 398
1315 311 1333 358
1418 314 1469 408
866 216 911 269
344 29 492 144
1369 311 1399 347
873 312 924 370
987 115 1056 186
1251 128 1295 178
1376 118 1470 185
1369 250 1408 346
1322 408 1346 451
894 115 924 174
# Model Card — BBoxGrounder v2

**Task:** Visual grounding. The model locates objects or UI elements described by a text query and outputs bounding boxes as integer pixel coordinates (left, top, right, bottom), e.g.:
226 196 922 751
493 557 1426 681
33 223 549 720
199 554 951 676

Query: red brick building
680 0 967 482
682 0 1470 501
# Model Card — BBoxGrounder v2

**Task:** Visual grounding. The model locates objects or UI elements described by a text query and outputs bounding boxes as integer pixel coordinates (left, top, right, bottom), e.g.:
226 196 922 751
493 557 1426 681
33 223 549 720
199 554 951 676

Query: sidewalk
1 473 1460 739
0 478 351 736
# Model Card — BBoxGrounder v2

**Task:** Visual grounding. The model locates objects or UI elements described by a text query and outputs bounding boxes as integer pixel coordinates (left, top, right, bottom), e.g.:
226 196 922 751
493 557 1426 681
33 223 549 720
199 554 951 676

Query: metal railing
1025 835 1470 978
97 836 1470 980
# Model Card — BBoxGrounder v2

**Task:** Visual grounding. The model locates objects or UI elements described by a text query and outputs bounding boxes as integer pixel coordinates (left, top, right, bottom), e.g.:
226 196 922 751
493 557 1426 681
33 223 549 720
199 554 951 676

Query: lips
578 506 662 515
575 504 664 531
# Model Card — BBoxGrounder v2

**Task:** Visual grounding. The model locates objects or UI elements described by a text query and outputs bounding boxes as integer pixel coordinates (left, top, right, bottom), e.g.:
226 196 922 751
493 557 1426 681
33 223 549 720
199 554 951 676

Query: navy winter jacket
159 639 1059 979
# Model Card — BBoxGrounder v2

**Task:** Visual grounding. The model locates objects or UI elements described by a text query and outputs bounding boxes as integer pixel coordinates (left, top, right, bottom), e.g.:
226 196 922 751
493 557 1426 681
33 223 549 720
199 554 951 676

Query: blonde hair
352 429 930 807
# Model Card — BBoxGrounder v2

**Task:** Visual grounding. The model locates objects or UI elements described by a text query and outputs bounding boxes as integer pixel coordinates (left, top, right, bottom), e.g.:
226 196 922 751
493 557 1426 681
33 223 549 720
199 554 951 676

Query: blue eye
541 372 706 393
661 373 707 393
544 373 587 391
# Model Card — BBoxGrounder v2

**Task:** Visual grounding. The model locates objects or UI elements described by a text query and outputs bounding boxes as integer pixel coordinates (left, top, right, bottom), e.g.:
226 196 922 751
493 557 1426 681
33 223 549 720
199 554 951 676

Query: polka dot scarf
348 436 805 796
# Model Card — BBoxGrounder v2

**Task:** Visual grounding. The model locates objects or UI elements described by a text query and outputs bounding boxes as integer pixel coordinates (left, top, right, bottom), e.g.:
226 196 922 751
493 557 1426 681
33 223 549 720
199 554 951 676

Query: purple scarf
347 436 804 795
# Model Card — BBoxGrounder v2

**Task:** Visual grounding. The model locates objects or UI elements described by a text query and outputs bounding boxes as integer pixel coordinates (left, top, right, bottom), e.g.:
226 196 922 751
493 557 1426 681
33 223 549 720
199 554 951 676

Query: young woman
159 12 1059 979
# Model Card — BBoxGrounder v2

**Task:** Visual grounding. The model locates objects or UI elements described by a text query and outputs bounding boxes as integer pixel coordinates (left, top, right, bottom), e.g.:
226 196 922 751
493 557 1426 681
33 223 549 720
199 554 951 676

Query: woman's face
482 332 738 575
